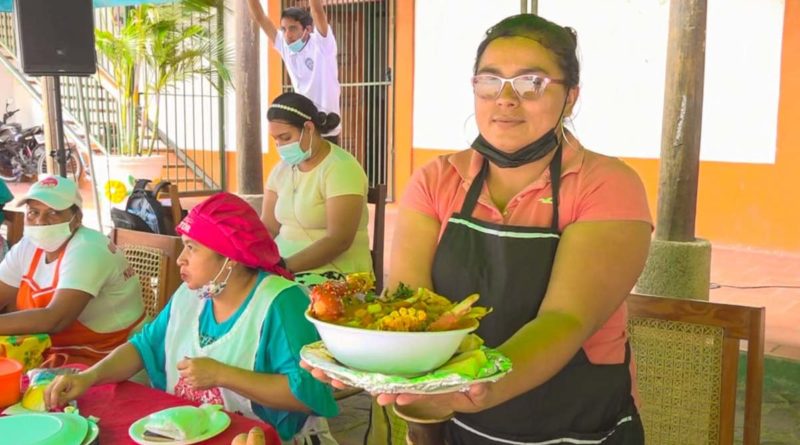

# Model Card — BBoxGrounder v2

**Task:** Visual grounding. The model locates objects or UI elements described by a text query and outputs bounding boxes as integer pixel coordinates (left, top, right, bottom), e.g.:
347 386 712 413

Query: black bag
110 179 176 235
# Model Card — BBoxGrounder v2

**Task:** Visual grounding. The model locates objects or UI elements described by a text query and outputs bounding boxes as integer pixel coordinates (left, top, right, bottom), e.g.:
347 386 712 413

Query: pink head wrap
176 192 293 280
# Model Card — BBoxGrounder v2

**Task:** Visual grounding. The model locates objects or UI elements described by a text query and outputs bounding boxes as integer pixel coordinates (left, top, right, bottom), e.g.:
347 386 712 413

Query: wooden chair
331 186 386 403
122 245 168 319
368 185 387 292
627 293 765 445
2 209 24 247
110 228 184 318
155 182 184 234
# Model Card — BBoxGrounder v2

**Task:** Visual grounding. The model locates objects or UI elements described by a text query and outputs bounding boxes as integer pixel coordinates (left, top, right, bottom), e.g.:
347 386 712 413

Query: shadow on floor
738 355 800 444
329 392 371 445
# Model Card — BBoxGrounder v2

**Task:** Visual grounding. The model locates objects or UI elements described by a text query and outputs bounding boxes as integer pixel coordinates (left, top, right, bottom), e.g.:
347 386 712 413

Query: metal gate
280 0 395 195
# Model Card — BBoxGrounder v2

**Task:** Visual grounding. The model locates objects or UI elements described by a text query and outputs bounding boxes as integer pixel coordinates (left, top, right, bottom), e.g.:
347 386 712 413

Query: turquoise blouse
130 271 338 440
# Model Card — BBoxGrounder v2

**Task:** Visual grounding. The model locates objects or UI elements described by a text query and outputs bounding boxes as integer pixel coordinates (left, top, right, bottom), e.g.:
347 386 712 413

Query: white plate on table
128 409 230 445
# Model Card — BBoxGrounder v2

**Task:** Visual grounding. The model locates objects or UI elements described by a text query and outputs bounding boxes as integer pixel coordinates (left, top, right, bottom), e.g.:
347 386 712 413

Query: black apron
431 147 644 444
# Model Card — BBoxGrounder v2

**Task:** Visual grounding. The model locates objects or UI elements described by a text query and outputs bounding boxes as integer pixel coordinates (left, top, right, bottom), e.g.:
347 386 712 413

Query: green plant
94 0 232 156
95 17 143 156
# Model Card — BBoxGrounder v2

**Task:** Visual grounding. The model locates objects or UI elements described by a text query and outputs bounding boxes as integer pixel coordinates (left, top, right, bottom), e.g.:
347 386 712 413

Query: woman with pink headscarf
46 193 339 443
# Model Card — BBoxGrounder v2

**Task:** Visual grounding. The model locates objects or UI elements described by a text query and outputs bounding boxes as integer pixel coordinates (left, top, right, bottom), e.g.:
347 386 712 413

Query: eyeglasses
471 74 565 100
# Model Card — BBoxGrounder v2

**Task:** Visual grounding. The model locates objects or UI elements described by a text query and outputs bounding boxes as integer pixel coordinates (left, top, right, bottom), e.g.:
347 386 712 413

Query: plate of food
302 273 511 393
128 404 230 445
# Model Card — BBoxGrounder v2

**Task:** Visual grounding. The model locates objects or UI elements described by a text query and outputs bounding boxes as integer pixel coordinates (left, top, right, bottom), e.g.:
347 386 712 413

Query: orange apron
16 248 140 365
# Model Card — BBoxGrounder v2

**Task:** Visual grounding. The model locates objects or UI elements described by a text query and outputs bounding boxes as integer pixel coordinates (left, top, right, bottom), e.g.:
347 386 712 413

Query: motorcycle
0 99 22 143
0 99 84 183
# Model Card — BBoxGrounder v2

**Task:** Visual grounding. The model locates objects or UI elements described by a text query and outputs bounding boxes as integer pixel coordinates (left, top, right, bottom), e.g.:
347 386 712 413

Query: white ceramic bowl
306 312 478 376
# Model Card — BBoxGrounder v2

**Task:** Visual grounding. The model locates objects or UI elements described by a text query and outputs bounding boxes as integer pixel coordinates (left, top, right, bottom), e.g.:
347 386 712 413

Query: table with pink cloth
77 380 281 445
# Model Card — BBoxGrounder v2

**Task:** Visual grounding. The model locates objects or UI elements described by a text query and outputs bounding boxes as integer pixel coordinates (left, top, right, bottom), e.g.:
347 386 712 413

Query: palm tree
141 2 232 154
95 17 143 156
94 0 232 156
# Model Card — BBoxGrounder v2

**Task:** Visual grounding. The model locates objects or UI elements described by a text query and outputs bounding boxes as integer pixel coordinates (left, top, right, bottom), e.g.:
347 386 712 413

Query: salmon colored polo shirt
401 143 652 369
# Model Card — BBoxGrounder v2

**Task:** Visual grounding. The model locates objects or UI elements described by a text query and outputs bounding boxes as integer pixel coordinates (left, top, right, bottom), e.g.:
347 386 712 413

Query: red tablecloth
78 381 281 445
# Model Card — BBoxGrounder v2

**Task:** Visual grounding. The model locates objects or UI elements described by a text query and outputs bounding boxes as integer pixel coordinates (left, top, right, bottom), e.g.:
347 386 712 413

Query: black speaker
13 0 97 76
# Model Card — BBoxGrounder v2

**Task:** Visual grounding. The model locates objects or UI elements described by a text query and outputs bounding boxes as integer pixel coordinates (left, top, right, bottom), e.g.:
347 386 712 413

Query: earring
559 119 571 146
462 112 478 146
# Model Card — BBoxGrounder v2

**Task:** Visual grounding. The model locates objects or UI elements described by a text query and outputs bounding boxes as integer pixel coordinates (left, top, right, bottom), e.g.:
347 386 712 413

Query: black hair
474 14 580 88
212 252 259 275
281 7 313 30
267 92 341 135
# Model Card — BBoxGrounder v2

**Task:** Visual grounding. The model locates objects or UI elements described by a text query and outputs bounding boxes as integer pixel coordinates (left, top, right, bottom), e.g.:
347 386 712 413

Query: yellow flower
104 179 129 204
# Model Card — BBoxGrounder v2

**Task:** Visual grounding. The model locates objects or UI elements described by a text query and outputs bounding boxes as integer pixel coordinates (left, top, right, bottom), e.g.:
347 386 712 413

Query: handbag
0 333 52 373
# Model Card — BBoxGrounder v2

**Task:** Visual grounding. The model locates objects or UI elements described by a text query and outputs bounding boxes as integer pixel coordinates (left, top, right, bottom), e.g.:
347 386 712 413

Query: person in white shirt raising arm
247 0 342 143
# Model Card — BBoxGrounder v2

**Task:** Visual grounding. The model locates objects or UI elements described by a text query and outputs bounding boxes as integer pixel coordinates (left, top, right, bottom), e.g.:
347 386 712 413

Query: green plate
128 408 231 445
0 413 88 445
82 420 99 445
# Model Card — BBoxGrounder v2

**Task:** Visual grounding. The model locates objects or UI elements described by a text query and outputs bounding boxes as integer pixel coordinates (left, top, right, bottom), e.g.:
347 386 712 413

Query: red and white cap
16 175 82 211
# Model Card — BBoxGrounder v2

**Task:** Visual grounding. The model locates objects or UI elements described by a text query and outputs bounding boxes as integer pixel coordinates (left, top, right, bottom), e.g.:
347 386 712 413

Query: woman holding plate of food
304 13 652 445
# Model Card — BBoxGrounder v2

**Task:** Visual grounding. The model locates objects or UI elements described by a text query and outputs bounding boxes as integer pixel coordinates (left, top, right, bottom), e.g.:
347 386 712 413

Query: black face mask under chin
471 128 560 169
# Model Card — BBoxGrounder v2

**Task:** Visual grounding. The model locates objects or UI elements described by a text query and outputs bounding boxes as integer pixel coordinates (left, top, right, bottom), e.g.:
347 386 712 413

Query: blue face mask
287 33 307 53
278 128 312 166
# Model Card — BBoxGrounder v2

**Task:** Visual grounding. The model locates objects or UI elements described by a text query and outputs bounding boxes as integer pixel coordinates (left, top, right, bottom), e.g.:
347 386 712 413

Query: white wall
412 0 521 150
413 0 785 165
145 8 241 153
0 66 43 129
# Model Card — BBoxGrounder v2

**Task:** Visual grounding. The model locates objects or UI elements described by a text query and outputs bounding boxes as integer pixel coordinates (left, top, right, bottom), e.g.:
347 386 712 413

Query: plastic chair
627 293 765 445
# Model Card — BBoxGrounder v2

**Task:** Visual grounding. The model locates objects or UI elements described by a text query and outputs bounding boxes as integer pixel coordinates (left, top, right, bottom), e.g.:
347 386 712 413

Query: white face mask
24 218 75 252
196 258 234 300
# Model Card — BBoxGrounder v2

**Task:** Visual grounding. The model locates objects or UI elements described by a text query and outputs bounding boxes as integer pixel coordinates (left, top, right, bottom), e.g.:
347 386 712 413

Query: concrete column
636 0 711 300
234 0 263 196
40 76 59 175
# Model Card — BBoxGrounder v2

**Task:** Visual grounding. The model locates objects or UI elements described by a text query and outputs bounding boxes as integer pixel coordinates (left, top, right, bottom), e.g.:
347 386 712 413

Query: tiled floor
709 246 800 360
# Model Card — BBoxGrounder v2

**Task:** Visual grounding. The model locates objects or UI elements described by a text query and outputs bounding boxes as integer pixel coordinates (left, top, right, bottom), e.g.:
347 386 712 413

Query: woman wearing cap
0 176 144 365
262 92 372 286
46 192 339 443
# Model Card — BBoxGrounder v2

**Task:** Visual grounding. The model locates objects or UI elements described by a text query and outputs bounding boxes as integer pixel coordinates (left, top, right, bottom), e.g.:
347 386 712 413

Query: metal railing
0 12 15 55
93 6 226 193
0 7 226 194
0 14 110 163
281 0 395 196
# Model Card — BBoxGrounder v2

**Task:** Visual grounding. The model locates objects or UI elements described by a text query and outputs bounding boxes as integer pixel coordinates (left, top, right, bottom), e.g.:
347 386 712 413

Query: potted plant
93 0 231 205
